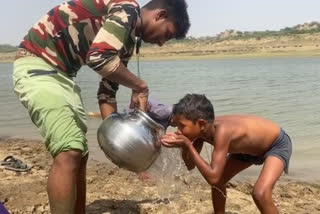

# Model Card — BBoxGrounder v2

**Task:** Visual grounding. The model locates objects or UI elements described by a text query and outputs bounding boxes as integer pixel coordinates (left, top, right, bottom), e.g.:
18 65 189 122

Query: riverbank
2 49 320 64
138 32 320 61
0 138 319 214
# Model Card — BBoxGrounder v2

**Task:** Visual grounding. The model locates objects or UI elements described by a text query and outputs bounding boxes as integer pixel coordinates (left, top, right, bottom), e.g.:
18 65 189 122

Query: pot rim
134 109 165 131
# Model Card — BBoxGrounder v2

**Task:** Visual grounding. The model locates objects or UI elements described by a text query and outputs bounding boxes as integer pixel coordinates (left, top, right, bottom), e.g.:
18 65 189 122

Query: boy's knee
212 176 229 187
214 180 226 187
252 185 272 202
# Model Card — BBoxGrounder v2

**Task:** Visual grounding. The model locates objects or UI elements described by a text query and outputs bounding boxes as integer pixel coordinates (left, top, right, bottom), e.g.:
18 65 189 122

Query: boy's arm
163 129 229 186
181 139 203 170
185 129 229 186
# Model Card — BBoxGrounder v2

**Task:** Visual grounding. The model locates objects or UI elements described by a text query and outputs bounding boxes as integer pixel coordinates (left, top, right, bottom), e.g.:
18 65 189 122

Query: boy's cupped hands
161 132 191 148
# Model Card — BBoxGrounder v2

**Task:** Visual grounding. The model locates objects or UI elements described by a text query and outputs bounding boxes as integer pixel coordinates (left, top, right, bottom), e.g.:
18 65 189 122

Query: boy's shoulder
216 115 271 124
214 114 276 135
214 114 280 141
214 115 246 129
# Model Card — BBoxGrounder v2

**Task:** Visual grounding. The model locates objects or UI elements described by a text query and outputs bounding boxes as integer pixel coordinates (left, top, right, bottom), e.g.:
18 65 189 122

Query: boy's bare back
213 115 281 156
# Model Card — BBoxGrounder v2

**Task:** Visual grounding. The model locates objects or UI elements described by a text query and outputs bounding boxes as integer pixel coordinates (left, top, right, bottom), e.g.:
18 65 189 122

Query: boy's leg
212 158 251 214
48 150 82 214
252 156 284 214
75 155 88 214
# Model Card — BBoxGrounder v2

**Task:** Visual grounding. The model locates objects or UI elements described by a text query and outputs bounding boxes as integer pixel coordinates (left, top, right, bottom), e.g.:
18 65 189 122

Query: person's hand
161 132 192 148
129 89 149 112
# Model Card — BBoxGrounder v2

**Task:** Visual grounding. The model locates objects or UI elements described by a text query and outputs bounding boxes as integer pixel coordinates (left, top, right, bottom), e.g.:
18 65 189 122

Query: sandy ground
0 138 320 214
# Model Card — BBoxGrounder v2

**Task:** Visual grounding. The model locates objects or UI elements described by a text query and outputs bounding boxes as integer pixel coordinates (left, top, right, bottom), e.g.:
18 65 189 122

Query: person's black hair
172 94 215 123
144 0 190 39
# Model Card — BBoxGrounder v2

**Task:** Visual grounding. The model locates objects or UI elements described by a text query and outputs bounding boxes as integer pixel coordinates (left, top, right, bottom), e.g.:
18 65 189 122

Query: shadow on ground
87 198 157 214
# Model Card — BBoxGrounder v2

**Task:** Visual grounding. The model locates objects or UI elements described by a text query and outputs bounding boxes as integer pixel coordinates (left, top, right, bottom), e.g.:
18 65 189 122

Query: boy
161 94 292 214
13 0 190 213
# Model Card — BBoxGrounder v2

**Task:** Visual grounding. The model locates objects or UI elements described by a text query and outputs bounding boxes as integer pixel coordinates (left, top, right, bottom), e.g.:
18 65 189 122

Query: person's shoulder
111 0 140 8
109 0 140 21
216 114 257 124
214 123 230 137
216 114 255 129
214 117 236 141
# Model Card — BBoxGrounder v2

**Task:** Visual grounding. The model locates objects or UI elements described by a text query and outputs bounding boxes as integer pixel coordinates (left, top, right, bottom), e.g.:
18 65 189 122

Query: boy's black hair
172 94 215 123
145 0 190 39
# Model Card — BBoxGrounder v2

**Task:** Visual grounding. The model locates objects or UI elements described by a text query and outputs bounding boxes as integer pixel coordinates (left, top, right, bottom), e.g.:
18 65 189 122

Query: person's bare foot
138 172 150 181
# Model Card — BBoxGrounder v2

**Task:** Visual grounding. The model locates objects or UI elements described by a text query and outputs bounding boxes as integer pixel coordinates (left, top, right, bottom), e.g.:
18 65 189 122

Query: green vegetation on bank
142 21 320 46
0 44 17 53
215 21 320 41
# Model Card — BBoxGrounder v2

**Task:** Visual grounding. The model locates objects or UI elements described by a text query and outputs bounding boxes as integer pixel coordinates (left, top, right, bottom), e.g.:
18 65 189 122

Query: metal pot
97 109 164 172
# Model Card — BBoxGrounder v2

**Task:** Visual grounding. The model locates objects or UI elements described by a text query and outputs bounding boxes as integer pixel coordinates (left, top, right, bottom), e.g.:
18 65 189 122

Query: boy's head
171 94 215 141
141 0 190 46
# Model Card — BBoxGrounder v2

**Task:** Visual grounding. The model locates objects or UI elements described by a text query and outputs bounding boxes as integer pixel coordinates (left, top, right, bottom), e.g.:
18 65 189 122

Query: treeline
220 22 320 41
165 21 320 44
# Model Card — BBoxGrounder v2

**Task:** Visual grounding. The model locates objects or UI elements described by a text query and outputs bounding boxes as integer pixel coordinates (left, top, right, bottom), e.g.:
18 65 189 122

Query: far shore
3 35 320 64
137 49 320 61
3 33 320 63
2 49 320 64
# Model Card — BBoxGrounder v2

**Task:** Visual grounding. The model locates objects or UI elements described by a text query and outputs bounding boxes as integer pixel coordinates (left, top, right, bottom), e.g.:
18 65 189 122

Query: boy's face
142 10 176 46
173 114 201 142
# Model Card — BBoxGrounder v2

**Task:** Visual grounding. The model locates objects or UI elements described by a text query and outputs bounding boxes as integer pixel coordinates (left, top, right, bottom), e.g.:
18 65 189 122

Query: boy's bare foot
138 172 150 181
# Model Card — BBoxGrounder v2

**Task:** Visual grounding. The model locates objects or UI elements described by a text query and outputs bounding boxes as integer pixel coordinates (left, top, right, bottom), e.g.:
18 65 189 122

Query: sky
2 0 320 45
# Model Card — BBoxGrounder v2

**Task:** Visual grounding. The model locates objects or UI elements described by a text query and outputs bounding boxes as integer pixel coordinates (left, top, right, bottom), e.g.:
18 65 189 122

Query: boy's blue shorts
230 128 292 173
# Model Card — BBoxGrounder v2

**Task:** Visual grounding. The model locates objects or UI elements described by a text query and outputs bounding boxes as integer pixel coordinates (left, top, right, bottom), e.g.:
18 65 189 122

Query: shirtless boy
162 94 292 214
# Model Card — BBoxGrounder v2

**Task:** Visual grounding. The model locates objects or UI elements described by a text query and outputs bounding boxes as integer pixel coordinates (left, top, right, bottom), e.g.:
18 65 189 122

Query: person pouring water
13 0 190 213
98 0 190 120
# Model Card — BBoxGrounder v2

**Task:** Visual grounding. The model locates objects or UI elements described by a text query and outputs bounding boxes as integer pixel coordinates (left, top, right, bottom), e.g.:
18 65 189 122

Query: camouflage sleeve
86 1 139 77
97 78 119 104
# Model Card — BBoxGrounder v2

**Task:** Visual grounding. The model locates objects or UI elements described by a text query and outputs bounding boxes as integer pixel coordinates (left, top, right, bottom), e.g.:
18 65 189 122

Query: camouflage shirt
20 0 140 78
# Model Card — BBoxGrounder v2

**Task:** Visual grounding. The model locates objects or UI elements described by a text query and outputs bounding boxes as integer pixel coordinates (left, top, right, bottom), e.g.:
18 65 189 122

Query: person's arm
181 138 203 170
103 63 149 113
87 2 148 113
106 63 148 94
99 101 117 120
96 78 118 119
